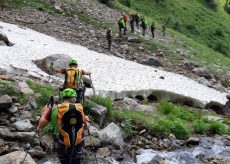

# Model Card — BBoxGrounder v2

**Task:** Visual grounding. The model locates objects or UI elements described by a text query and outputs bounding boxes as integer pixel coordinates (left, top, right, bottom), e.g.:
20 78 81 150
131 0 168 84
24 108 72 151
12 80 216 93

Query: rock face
192 67 212 79
84 136 101 147
0 151 36 164
98 122 124 149
88 101 107 126
0 95 12 109
12 119 34 132
18 82 34 95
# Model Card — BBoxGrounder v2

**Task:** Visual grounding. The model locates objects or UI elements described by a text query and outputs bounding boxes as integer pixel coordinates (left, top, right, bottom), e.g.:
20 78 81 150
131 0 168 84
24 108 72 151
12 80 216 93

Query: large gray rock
98 122 124 149
28 146 46 159
0 95 12 109
0 151 36 164
7 106 17 114
40 134 54 151
89 126 100 138
143 57 163 67
18 82 34 95
127 36 141 43
123 97 139 106
89 101 107 126
12 119 34 132
192 67 213 79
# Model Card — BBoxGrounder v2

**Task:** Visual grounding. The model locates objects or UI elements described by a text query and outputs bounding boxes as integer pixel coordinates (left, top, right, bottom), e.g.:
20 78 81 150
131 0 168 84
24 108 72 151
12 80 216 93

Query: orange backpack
64 68 82 89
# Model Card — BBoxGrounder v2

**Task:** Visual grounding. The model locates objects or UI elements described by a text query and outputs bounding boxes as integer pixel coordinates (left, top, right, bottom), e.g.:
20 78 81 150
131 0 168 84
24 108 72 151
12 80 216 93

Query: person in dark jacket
130 14 135 33
150 21 155 38
106 28 112 50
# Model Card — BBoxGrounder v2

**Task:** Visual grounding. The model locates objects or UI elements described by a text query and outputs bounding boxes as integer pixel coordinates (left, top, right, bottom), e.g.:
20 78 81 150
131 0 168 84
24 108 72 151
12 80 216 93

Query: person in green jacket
140 18 147 36
118 17 126 37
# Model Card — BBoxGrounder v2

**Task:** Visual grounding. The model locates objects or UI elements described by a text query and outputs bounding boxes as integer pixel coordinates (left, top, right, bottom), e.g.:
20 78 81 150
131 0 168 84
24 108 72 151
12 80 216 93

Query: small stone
12 119 34 132
7 106 18 114
186 137 200 146
159 76 165 79
0 95 12 109
96 147 111 157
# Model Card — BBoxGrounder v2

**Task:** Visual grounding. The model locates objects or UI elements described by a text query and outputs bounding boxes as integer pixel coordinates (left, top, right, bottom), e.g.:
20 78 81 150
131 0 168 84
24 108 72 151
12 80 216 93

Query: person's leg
108 39 112 50
69 145 83 164
119 26 122 37
57 144 68 164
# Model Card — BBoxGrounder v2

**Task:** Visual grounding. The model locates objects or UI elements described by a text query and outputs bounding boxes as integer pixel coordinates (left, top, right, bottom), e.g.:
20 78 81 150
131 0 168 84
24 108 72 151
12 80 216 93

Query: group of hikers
106 12 167 50
37 59 92 164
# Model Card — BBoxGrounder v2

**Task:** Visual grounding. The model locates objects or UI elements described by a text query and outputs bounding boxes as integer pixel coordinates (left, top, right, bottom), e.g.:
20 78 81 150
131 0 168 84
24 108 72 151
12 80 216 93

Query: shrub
208 121 226 135
91 95 114 120
206 0 218 8
158 101 175 115
121 119 133 135
192 120 209 134
119 0 131 7
99 0 114 7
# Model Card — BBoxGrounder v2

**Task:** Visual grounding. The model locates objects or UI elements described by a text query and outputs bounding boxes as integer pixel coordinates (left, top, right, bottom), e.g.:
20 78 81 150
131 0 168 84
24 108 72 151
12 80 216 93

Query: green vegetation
192 120 209 134
91 95 114 120
4 0 63 14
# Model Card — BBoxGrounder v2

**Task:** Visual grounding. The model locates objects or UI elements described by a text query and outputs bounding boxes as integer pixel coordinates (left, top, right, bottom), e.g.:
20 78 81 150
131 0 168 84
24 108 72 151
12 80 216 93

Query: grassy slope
115 0 230 73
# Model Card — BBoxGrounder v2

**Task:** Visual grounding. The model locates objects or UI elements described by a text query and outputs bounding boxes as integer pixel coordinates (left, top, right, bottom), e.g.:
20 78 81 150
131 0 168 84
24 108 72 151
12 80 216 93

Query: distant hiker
150 21 155 38
106 28 112 51
54 59 91 103
118 17 126 37
0 30 14 46
162 21 167 36
123 12 128 30
223 94 230 117
140 18 148 36
38 88 90 164
134 13 140 29
130 14 135 33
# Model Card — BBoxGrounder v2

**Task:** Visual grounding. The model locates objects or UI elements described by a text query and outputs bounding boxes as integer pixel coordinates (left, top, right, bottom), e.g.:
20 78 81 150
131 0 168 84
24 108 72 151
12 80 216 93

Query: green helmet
69 59 78 66
61 88 77 98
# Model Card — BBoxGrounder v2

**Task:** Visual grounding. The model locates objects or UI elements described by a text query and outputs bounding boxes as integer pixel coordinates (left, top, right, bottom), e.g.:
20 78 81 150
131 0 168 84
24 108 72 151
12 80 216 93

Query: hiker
53 59 91 103
134 13 140 29
130 14 135 33
140 18 147 36
106 28 112 51
122 12 128 30
38 88 90 164
162 21 166 36
150 21 155 38
118 16 126 37
223 94 230 117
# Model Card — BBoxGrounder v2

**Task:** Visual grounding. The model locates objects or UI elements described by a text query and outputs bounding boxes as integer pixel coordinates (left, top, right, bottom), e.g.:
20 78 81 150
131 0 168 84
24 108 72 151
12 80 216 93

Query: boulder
127 36 141 43
7 106 17 114
0 151 36 164
0 95 12 109
98 122 124 149
89 101 107 126
143 57 163 67
18 82 34 95
84 136 101 147
192 67 213 79
123 97 139 106
0 75 13 81
28 146 46 159
12 119 34 132
0 81 20 96
40 134 54 151
89 126 100 138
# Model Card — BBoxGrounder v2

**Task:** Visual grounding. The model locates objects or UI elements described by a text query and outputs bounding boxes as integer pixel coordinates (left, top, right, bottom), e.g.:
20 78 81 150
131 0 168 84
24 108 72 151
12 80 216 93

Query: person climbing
134 13 140 29
106 28 112 51
54 59 91 103
162 21 167 36
140 18 147 36
130 14 135 33
118 16 126 37
150 21 155 38
38 88 90 164
223 94 230 117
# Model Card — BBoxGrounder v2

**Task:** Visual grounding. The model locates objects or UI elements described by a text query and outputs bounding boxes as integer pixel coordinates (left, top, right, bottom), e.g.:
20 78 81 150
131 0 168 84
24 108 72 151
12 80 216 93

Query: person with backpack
118 17 126 37
134 13 140 29
54 59 91 103
38 88 90 164
130 14 135 33
140 18 148 36
150 21 155 38
106 28 112 51
123 13 128 30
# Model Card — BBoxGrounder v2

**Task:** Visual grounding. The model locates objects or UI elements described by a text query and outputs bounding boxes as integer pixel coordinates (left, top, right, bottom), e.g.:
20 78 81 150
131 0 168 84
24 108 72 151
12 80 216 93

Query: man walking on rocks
130 14 135 33
118 16 126 37
38 88 90 164
135 13 140 29
162 21 167 36
106 28 112 51
150 21 155 38
140 18 148 36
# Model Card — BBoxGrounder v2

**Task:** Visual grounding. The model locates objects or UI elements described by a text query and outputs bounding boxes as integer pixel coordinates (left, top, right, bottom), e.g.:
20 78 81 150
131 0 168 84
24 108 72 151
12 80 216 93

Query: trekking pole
89 74 96 96
87 128 98 164
21 128 39 164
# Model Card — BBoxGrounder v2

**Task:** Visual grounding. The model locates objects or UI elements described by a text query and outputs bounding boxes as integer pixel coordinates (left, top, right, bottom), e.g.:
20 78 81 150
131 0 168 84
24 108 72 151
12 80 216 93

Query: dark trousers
136 21 139 29
131 23 134 33
142 28 146 36
151 30 155 38
119 26 126 37
108 39 112 50
57 143 83 164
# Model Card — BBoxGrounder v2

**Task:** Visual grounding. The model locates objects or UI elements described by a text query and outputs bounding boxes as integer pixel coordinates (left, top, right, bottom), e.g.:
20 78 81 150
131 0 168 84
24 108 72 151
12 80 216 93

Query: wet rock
12 119 34 132
0 151 36 164
18 81 34 95
28 146 46 159
7 105 17 114
143 57 163 67
0 95 12 109
186 137 200 146
192 67 213 79
96 147 111 157
84 136 101 147
88 101 107 126
99 122 124 149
